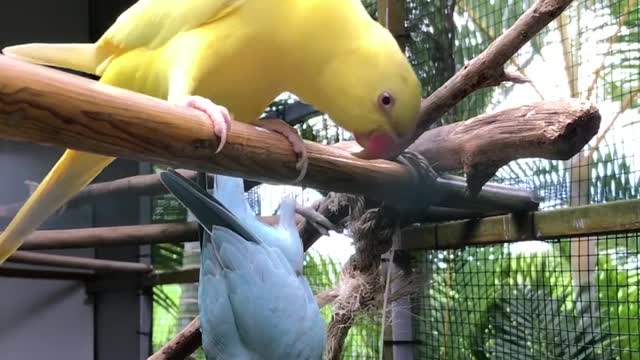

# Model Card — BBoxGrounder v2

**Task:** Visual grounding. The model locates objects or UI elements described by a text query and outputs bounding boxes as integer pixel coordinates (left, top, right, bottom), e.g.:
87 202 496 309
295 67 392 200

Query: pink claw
175 95 232 154
260 119 308 183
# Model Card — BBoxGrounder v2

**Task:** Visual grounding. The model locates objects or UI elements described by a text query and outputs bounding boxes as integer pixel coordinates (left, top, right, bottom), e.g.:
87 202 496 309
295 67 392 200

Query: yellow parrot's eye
378 91 395 110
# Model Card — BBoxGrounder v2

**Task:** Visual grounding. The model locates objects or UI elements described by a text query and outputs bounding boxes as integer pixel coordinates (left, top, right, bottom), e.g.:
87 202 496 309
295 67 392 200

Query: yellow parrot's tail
0 43 118 263
0 151 115 263
2 43 110 75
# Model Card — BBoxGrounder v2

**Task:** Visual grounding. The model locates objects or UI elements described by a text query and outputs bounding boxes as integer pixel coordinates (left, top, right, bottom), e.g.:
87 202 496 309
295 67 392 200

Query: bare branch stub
407 98 601 193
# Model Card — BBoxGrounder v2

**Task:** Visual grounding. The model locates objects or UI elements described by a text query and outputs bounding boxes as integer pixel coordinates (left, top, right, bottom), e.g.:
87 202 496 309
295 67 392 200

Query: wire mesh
411 234 640 359
407 0 640 358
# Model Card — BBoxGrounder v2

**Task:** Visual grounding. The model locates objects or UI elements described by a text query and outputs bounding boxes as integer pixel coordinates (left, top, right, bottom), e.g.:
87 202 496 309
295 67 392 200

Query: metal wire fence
411 233 640 359
407 0 640 358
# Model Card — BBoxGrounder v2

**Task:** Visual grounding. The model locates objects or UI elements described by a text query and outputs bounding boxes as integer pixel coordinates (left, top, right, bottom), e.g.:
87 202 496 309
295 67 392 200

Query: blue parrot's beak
159 169 260 243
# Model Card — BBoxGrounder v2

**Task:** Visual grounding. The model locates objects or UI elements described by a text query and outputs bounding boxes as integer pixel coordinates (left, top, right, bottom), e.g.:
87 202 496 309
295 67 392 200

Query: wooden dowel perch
0 170 263 222
0 169 202 221
18 223 198 250
14 216 287 251
0 267 93 281
6 251 153 273
0 54 413 201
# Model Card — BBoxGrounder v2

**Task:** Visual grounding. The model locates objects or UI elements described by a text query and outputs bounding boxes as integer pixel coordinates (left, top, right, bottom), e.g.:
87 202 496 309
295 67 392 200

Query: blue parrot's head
159 169 304 272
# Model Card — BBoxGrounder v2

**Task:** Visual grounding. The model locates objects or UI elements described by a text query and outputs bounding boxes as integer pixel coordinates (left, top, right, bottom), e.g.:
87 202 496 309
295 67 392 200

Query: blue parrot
159 169 326 359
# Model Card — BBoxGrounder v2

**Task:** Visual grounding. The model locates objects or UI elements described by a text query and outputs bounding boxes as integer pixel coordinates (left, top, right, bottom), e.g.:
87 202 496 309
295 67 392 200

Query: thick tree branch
9 95 595 254
408 98 600 193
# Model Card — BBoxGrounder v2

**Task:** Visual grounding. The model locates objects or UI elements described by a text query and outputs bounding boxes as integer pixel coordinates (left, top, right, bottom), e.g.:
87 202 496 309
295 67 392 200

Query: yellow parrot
0 0 421 263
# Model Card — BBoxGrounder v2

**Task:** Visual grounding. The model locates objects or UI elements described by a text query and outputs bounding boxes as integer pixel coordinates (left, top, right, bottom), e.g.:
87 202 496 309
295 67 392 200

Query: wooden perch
16 218 284 251
0 94 597 217
0 267 93 281
0 169 262 222
18 223 199 250
0 169 200 221
0 54 414 202
0 56 590 212
6 251 153 273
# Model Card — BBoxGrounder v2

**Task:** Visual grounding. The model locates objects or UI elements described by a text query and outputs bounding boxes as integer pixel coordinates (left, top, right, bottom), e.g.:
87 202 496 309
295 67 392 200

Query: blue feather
160 170 325 359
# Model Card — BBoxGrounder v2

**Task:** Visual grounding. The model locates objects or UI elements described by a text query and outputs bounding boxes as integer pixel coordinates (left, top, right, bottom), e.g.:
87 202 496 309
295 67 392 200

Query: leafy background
409 0 640 358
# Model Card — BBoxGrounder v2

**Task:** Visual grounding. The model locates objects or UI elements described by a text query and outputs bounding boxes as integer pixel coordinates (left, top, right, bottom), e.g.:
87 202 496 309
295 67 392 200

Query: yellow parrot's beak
352 129 405 160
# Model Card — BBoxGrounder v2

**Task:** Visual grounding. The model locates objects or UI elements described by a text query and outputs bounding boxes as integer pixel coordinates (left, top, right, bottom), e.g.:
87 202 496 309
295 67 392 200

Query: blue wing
159 169 261 244
201 227 325 359
160 170 325 359
160 169 304 272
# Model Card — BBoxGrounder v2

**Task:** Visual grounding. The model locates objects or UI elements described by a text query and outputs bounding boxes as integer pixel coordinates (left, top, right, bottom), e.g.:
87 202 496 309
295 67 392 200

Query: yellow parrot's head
317 27 422 160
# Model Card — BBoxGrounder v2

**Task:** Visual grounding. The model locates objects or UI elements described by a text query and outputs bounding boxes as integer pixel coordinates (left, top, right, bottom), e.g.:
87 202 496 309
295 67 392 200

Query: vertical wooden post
560 16 596 312
377 0 408 51
377 1 412 360
568 152 596 311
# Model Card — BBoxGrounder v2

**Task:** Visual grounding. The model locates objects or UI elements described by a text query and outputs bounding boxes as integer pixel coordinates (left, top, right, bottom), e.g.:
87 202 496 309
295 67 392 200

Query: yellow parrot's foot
176 95 232 153
260 119 308 183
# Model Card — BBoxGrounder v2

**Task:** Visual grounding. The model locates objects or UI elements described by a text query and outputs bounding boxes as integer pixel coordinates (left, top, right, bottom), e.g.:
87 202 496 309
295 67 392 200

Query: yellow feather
0 0 421 263
2 43 106 76
97 0 244 52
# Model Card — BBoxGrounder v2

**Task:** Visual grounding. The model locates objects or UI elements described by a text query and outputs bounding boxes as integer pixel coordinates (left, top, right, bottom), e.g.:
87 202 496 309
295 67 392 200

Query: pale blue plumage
159 170 325 359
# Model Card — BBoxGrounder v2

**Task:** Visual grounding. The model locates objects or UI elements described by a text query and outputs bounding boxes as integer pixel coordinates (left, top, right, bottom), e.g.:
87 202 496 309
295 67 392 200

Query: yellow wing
2 0 244 75
98 0 245 52
0 0 246 264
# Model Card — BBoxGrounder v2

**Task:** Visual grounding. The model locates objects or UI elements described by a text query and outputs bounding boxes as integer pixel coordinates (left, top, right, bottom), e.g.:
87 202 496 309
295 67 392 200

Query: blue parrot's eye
378 92 394 109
